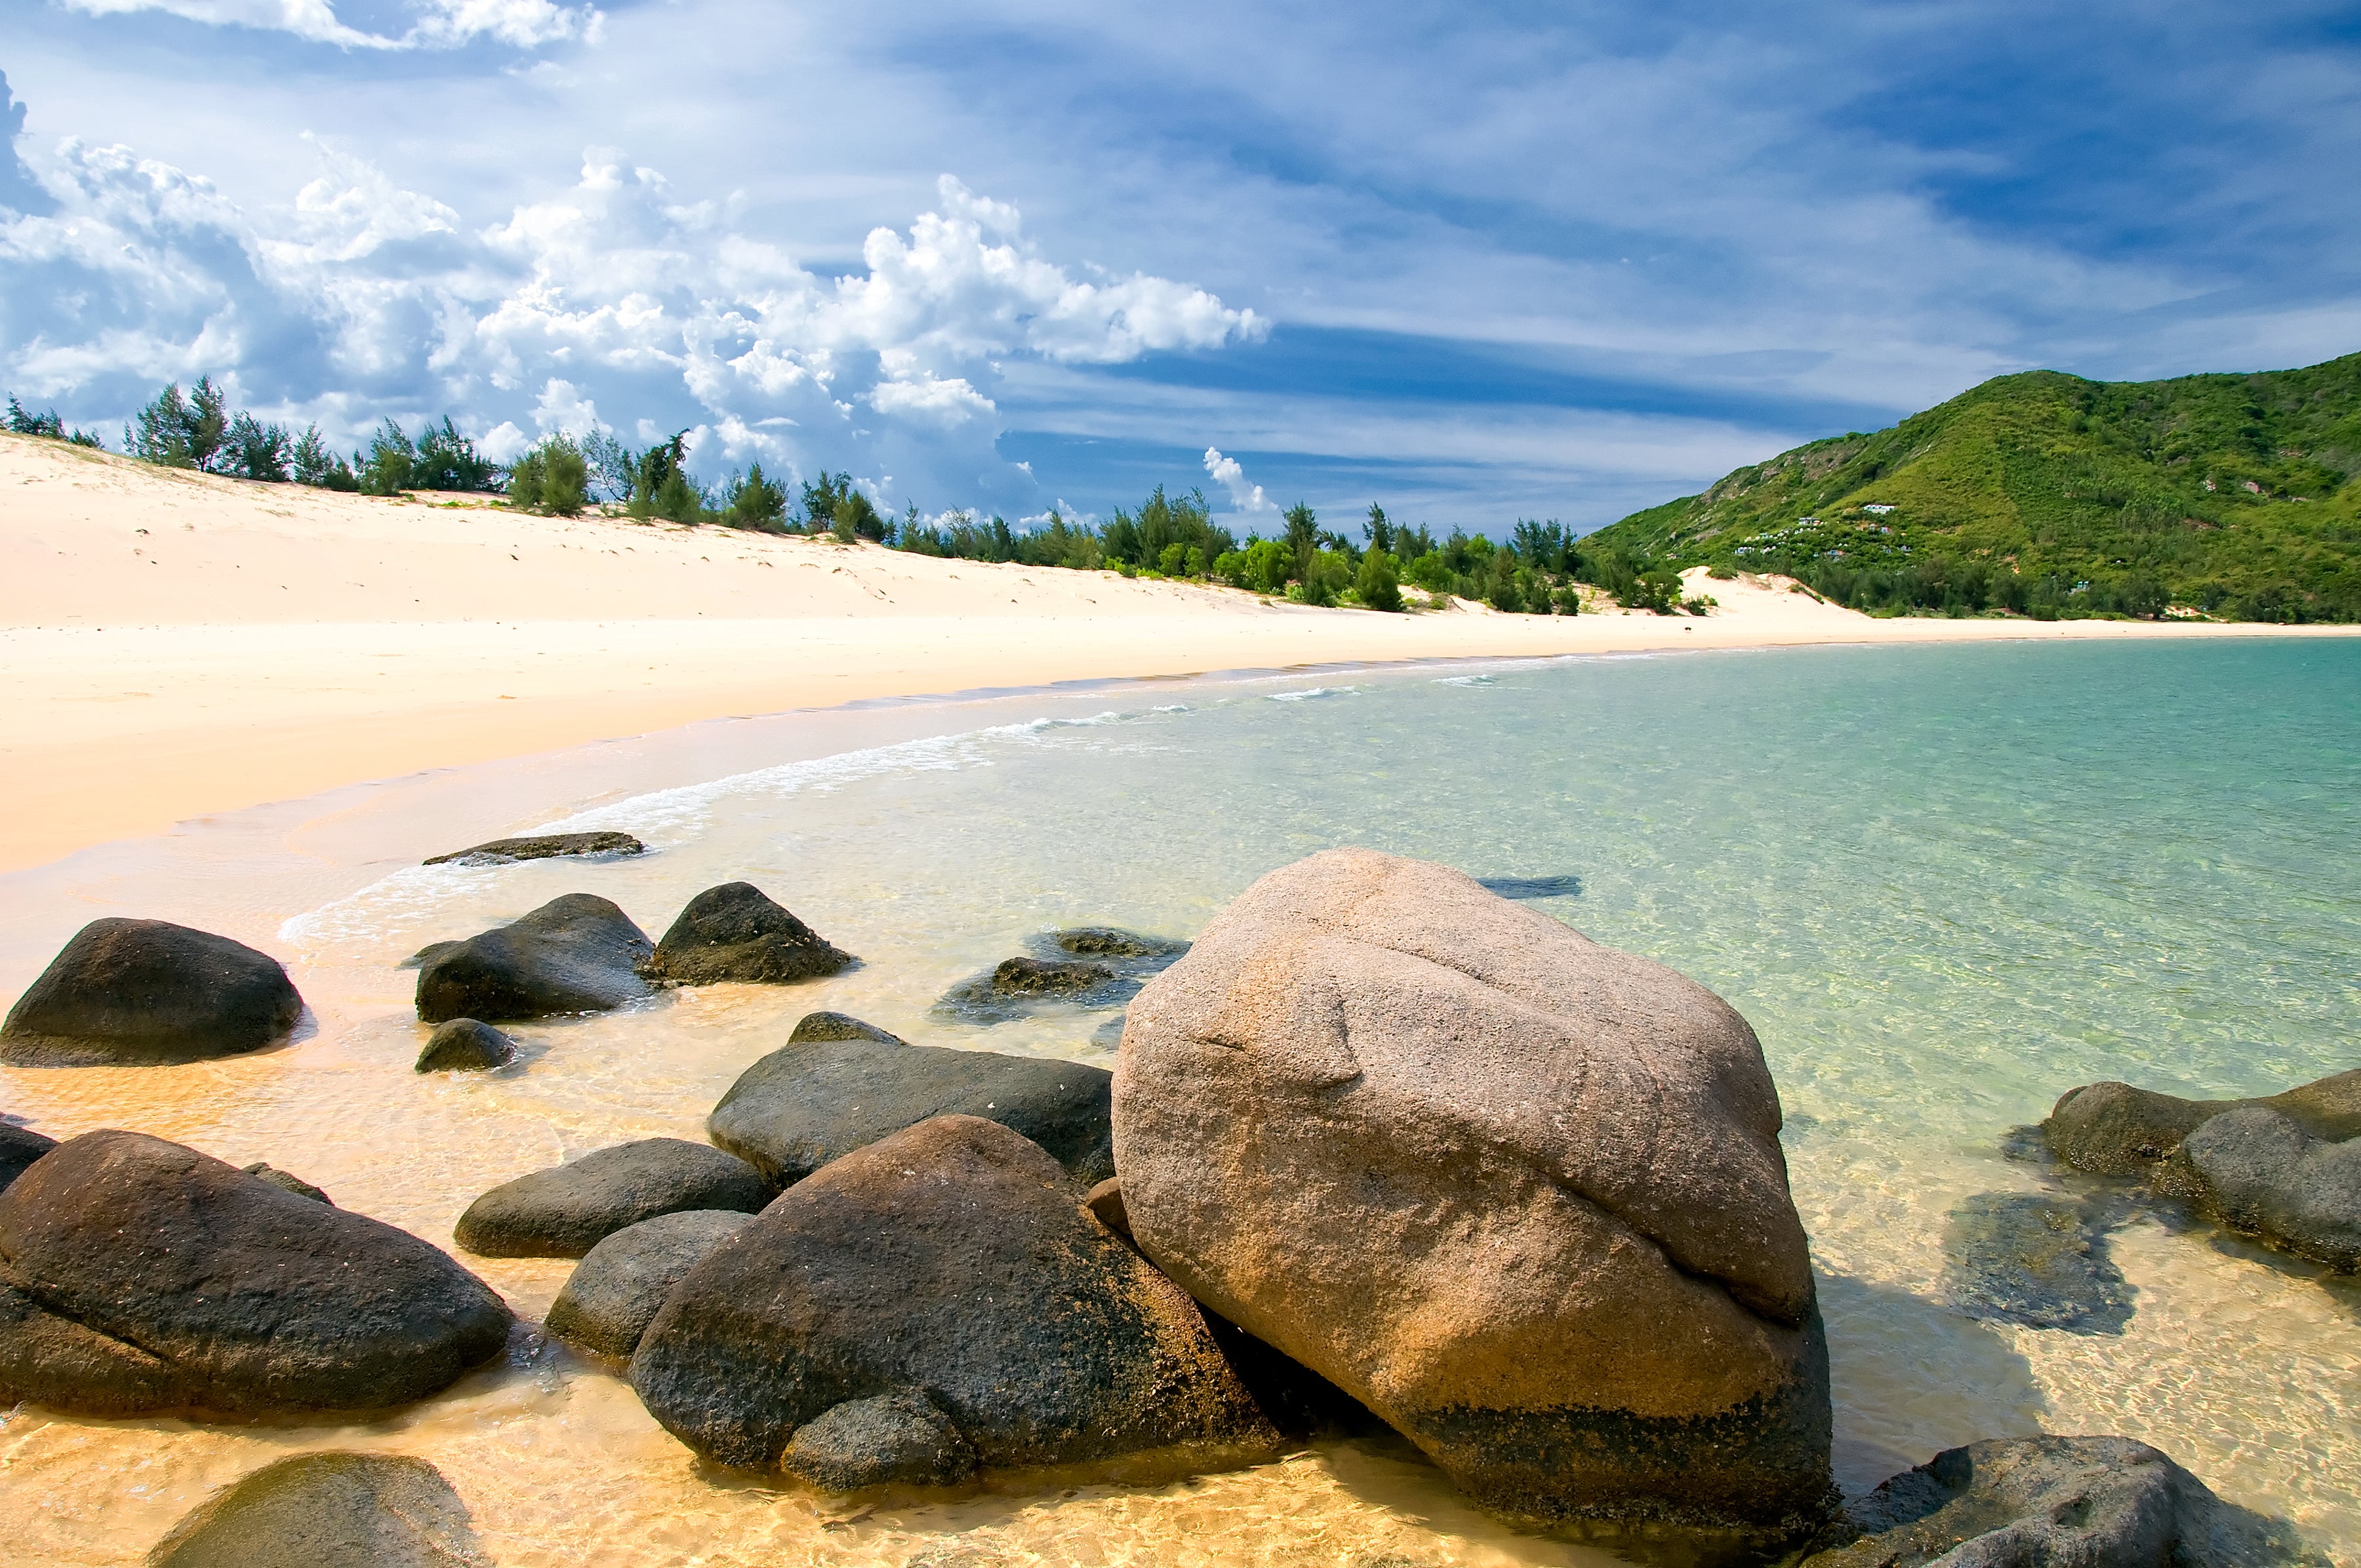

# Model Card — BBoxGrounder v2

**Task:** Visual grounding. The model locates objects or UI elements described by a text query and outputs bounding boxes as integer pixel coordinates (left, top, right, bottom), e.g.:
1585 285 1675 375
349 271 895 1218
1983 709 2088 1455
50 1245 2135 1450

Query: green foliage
8 394 105 447
581 430 636 503
1355 546 1403 611
722 462 788 531
1291 549 1353 607
649 466 707 524
410 417 498 493
126 378 228 470
1101 486 1234 569
290 426 355 490
357 418 416 495
1582 350 2361 622
222 411 289 482
508 435 588 515
633 433 691 513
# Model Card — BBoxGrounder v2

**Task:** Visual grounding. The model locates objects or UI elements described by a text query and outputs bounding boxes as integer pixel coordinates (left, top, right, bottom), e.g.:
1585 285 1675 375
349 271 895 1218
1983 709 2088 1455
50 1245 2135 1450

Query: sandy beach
5 432 2348 873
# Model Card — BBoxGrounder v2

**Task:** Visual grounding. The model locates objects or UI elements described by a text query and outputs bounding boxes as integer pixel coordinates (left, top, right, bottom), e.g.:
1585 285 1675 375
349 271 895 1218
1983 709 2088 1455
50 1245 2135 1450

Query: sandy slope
3 433 2345 872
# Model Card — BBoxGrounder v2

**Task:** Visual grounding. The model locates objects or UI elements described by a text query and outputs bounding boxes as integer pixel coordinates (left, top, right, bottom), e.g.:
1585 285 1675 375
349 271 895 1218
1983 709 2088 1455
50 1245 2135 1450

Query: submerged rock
146 1451 487 1568
241 1163 332 1205
1473 874 1584 900
932 929 1186 1025
1114 849 1832 1534
0 1123 56 1193
454 1138 771 1258
782 1387 979 1491
423 830 644 866
1050 928 1188 960
1941 1192 2133 1333
2158 1106 2361 1272
1 919 303 1066
708 1021 1114 1185
2043 1069 2361 1176
545 1209 753 1359
0 1131 509 1416
991 956 1110 995
631 1115 1272 1473
414 1018 518 1073
1802 1436 2320 1568
641 882 856 986
413 895 653 1024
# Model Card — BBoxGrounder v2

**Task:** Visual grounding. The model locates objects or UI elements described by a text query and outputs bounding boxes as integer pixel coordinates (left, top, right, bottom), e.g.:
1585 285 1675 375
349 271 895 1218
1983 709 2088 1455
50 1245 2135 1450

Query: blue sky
2 1 2357 536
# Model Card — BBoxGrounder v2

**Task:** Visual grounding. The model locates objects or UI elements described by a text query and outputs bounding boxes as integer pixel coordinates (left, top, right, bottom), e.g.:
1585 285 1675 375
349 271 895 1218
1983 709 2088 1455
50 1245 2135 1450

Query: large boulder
631 1115 1272 1474
453 1138 771 1258
1802 1436 2318 1568
641 882 856 986
2156 1106 2361 1272
146 1451 486 1568
1114 849 1831 1533
1 919 303 1066
708 1017 1113 1185
0 1123 56 1193
2043 1068 2361 1175
0 1131 510 1416
413 895 653 1024
545 1209 753 1357
423 830 644 866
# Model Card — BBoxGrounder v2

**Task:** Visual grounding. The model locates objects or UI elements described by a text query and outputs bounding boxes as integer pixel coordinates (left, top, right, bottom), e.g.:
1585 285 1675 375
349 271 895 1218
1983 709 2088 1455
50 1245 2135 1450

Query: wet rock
2044 1069 2361 1175
0 1123 56 1193
546 1209 752 1358
1 919 303 1066
1051 928 1187 960
1083 1176 1131 1239
1942 1192 2131 1333
641 882 856 986
632 1115 1272 1473
993 956 1110 995
0 1130 509 1415
1802 1435 2322 1568
454 1137 771 1258
146 1451 487 1568
708 1025 1113 1186
423 830 644 866
933 930 1186 1025
414 1018 517 1073
413 895 653 1024
1114 849 1832 1534
790 1010 904 1045
241 1163 332 1205
2157 1107 2361 1273
782 1387 979 1491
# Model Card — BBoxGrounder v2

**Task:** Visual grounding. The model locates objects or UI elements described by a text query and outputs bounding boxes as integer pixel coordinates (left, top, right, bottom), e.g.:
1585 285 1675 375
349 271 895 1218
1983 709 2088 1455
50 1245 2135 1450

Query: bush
1623 569 1682 614
1291 550 1352 607
357 419 416 495
1550 581 1584 614
222 412 289 483
1236 538 1291 593
125 378 228 471
411 417 498 493
723 463 787 531
1355 547 1403 612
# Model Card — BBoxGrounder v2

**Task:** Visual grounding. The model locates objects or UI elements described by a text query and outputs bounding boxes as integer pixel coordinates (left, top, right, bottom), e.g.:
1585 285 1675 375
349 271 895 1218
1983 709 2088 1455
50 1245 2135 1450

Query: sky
1 2 2358 536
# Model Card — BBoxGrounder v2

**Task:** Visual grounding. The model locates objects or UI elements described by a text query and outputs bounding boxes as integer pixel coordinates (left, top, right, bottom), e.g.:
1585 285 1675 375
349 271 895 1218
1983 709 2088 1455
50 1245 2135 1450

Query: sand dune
3 432 2343 872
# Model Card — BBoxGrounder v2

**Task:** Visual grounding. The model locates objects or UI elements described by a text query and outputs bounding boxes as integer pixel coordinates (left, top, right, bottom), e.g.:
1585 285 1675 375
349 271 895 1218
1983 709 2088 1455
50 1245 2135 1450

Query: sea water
0 638 2354 1565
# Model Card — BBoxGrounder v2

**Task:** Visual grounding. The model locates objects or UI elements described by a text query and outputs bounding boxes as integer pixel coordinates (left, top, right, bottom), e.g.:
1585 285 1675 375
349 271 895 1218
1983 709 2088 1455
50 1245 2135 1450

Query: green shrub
723 463 788 531
1355 547 1403 611
357 418 416 495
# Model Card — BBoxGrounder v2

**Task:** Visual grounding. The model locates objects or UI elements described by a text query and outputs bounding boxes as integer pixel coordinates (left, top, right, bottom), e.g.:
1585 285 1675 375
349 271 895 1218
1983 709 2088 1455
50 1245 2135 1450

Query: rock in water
454 1138 771 1258
1113 849 1831 1533
146 1451 487 1568
782 1387 979 1491
631 1115 1271 1472
2157 1106 2361 1272
789 1010 904 1045
0 1123 56 1193
413 895 653 1024
0 1131 509 1415
1942 1192 2133 1333
414 1018 518 1073
2044 1068 2361 1175
422 830 644 866
708 1024 1113 1185
641 882 856 986
1 919 303 1066
546 1209 753 1357
1802 1436 2319 1568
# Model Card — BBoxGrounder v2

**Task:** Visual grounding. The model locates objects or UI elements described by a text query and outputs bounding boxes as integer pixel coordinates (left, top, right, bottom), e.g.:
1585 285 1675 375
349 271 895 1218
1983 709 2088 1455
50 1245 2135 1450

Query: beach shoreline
6 431 2352 873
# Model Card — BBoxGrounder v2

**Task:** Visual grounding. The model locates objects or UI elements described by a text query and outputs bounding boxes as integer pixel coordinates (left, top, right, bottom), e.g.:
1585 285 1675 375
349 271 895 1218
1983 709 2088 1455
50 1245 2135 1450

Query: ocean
1 637 2354 1565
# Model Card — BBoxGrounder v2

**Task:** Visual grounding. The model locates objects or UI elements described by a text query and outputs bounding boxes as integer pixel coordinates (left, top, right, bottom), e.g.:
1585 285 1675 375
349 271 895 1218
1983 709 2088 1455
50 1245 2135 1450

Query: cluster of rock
931 927 1186 1025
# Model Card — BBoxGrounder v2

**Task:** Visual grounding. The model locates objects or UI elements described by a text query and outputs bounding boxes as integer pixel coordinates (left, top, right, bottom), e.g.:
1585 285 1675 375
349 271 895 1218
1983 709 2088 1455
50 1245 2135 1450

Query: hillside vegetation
1583 351 2361 621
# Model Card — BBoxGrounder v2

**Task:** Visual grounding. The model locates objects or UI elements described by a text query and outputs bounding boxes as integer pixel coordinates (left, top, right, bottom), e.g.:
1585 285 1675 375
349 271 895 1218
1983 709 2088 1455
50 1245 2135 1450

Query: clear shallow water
1 639 2356 1565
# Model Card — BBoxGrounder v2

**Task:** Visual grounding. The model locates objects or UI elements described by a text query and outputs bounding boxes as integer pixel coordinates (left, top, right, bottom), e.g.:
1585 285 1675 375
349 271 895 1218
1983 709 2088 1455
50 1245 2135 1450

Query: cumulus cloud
58 0 597 50
0 131 1263 514
1203 446 1270 513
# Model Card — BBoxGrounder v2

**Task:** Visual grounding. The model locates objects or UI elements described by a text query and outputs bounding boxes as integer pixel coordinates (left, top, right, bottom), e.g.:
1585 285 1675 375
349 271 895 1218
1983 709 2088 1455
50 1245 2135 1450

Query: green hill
1582 351 2361 621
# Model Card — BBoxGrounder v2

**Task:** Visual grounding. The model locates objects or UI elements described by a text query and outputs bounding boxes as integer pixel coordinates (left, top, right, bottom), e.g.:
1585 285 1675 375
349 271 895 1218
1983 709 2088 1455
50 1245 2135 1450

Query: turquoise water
2 637 2355 1565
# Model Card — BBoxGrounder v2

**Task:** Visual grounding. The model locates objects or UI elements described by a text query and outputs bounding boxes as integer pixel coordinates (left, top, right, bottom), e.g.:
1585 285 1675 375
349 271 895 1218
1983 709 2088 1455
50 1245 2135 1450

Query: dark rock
2044 1069 2361 1176
241 1163 331 1205
0 1123 56 1193
1051 928 1187 960
1802 1435 2322 1568
546 1209 752 1358
1473 874 1584 900
631 1115 1274 1473
933 931 1186 1025
413 895 653 1024
414 1018 517 1073
993 956 1110 995
453 1137 771 1258
146 1451 487 1568
641 882 856 986
1084 1176 1130 1239
2157 1107 2361 1273
422 830 645 866
782 1387 979 1491
1 919 303 1066
708 1028 1114 1186
0 1131 509 1415
790 1010 904 1045
1943 1192 2132 1333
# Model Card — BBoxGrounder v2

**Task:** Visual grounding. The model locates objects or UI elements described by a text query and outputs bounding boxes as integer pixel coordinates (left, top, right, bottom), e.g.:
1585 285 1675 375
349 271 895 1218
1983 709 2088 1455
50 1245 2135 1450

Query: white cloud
58 0 597 49
1203 446 1270 512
